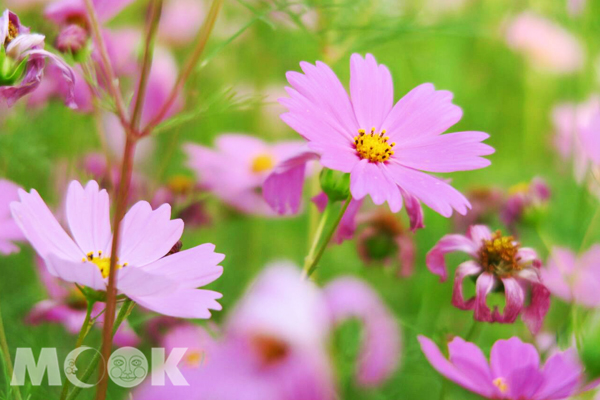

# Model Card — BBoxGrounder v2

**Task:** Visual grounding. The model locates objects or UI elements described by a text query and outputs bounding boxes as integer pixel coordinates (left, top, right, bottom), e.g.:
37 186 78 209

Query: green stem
302 194 352 279
59 300 96 400
66 300 135 400
580 203 600 253
0 300 21 400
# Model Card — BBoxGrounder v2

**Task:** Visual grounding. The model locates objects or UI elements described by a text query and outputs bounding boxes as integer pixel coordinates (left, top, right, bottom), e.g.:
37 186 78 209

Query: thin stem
59 301 96 400
66 301 135 400
141 0 224 135
0 300 21 400
131 0 164 132
83 0 129 128
580 203 600 253
302 194 352 279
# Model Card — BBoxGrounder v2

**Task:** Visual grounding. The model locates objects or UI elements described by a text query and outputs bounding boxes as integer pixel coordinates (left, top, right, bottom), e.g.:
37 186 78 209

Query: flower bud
55 24 88 54
319 168 350 202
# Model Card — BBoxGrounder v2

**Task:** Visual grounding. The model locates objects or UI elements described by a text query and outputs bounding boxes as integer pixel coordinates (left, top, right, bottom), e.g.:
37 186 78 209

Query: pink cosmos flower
45 0 135 26
267 53 493 228
419 335 590 399
134 264 401 399
0 179 25 254
500 177 551 230
426 225 550 333
541 246 600 308
185 135 308 216
0 10 75 107
453 186 504 233
158 0 204 46
10 180 224 319
27 257 139 346
505 12 585 74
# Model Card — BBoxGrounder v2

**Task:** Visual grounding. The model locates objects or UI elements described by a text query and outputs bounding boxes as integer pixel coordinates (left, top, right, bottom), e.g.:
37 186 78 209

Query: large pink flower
10 180 224 319
133 264 401 399
541 246 600 308
0 179 25 254
269 53 493 226
426 225 550 333
419 335 590 399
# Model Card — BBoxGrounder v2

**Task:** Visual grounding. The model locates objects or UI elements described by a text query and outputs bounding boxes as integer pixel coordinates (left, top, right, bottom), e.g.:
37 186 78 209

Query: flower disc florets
478 230 522 277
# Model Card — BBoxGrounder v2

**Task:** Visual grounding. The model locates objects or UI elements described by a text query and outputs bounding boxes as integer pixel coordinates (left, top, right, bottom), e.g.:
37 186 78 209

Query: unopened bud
319 168 350 202
55 24 88 54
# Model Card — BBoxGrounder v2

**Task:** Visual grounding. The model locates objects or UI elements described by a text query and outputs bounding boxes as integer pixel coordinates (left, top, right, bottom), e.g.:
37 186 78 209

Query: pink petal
349 53 393 131
117 267 180 298
425 233 478 281
490 337 540 381
0 179 21 217
521 282 551 335
118 202 184 267
324 277 401 386
452 261 482 310
473 272 496 322
132 288 222 319
506 366 544 399
66 181 111 255
535 348 583 399
44 254 106 292
395 131 493 173
350 160 403 213
10 189 83 260
310 142 359 173
384 162 471 217
398 188 424 231
541 247 576 303
466 224 492 244
381 83 463 146
492 277 524 323
447 337 496 395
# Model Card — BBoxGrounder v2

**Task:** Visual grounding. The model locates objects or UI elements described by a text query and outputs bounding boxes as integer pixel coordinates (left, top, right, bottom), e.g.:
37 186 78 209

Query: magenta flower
134 264 401 399
10 180 224 319
269 53 493 227
541 246 600 308
185 135 308 216
27 257 139 346
500 177 551 230
419 335 590 399
0 179 25 254
0 10 75 107
426 225 550 333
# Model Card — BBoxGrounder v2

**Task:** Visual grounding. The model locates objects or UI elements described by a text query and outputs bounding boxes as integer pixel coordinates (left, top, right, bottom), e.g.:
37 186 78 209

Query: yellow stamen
251 154 275 173
83 252 125 279
353 128 395 163
168 175 194 195
184 351 204 368
7 20 18 44
493 377 508 393
479 230 522 277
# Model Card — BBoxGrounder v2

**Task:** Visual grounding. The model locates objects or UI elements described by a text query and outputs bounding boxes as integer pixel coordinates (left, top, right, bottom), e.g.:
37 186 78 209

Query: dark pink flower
267 53 493 228
500 177 551 229
419 335 590 399
55 23 87 54
426 225 550 333
0 179 25 254
0 10 75 107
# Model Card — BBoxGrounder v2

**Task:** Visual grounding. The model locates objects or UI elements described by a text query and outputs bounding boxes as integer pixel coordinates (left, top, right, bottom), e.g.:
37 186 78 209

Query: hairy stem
0 300 21 400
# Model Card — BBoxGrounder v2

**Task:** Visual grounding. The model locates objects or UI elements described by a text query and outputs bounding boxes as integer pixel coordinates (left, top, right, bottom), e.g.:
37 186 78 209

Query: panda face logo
108 348 148 388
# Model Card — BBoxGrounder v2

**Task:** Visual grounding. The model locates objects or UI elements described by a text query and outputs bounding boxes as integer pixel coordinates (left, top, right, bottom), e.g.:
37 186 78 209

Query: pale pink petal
0 179 21 217
310 142 359 173
381 83 463 146
473 272 496 322
118 202 183 266
350 160 403 213
65 181 111 255
399 188 424 231
117 267 180 298
490 337 540 380
425 233 478 281
517 247 539 263
349 53 394 131
466 224 493 244
521 282 551 334
385 162 471 217
506 366 544 399
324 277 400 386
132 289 222 319
541 247 576 303
492 277 524 323
10 189 83 260
44 254 106 291
535 348 583 399
447 337 496 395
451 261 482 310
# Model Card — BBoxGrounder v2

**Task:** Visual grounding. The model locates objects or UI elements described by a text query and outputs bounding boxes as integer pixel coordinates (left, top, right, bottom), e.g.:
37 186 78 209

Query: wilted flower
26 257 139 346
10 180 224 319
185 134 308 216
505 12 585 74
541 246 600 308
0 179 25 254
426 225 550 333
267 53 493 229
134 264 401 399
0 10 75 107
419 335 591 399
500 177 551 229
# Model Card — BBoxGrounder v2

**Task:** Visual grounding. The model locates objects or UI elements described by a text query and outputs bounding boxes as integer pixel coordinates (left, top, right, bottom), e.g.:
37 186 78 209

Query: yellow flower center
168 175 194 195
354 128 395 163
493 377 508 393
478 231 522 277
184 350 204 368
508 182 530 195
251 154 275 173
7 20 18 45
83 252 126 279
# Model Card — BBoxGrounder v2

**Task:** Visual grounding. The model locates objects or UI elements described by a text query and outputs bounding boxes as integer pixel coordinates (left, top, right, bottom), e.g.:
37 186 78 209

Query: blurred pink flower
134 264 401 399
4 0 51 12
419 335 589 399
158 0 204 46
426 225 550 333
10 180 224 319
541 246 600 308
185 134 307 216
505 12 585 74
0 10 75 107
271 53 493 228
453 186 504 233
55 24 87 54
568 0 587 16
27 257 139 346
45 0 135 26
151 176 211 229
500 177 551 230
0 179 25 254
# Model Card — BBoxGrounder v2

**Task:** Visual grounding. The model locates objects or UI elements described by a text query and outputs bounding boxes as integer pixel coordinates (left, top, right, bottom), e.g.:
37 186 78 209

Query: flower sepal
320 168 350 203
0 45 28 86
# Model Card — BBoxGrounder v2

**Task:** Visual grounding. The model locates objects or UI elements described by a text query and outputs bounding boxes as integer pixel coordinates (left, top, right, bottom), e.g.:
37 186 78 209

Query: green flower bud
319 168 350 202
